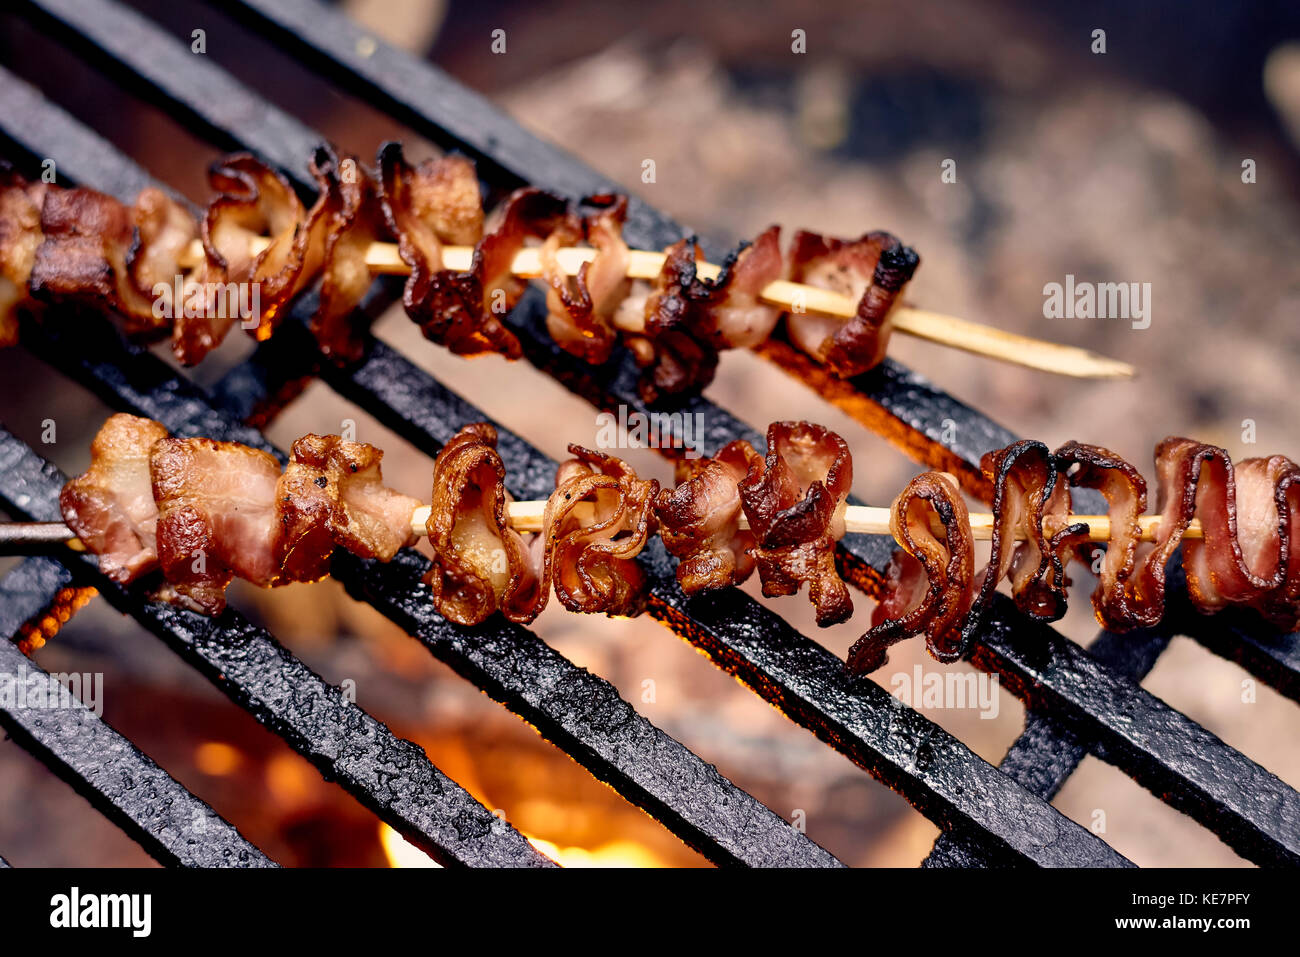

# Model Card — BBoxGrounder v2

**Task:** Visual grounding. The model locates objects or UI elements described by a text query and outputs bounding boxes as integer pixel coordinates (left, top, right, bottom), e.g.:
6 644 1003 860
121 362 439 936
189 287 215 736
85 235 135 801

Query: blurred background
1 0 1298 867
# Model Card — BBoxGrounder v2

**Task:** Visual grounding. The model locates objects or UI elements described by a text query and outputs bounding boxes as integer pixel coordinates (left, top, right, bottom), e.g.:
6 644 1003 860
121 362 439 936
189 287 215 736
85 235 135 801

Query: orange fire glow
378 823 665 868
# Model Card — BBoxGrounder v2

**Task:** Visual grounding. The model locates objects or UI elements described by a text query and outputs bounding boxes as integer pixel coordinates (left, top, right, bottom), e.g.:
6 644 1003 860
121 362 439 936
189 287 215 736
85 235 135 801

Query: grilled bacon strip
536 445 659 618
849 437 1300 674
632 228 786 403
541 194 630 366
150 435 284 614
278 433 420 576
312 149 386 362
655 439 762 594
0 145 921 392
786 231 920 378
847 471 973 675
28 183 172 337
739 421 854 626
424 423 541 625
60 414 170 585
60 416 420 615
378 141 508 357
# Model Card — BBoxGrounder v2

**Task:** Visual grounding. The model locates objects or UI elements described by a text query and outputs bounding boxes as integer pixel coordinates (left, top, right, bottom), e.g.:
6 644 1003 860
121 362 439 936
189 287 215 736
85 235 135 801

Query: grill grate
0 0 1296 868
0 556 274 868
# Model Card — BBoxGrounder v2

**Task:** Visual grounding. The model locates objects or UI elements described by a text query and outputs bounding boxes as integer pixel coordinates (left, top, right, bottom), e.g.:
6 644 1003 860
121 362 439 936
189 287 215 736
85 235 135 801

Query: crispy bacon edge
846 472 974 674
786 230 920 378
633 227 784 404
379 141 574 360
738 420 853 626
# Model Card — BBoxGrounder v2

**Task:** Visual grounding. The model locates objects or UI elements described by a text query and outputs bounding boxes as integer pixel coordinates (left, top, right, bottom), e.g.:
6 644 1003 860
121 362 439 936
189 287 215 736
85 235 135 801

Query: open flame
378 823 665 868
524 836 663 868
379 823 443 868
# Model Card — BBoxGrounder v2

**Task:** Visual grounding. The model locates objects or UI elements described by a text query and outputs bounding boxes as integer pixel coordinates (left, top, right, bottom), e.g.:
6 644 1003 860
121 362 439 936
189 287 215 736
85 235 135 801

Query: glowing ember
194 741 242 776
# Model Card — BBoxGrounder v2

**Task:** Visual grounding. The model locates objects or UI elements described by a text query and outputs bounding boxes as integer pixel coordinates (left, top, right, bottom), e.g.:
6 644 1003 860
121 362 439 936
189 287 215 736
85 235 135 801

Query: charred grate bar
1 557 75 638
924 624 1173 867
1 559 275 868
18 0 322 172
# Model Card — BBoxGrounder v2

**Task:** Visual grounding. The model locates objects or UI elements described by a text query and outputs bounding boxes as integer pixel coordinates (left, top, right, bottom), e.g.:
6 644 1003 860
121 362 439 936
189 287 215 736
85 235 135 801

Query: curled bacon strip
850 437 1300 674
847 472 973 674
536 445 659 617
276 433 420 586
1064 438 1300 632
424 423 541 625
739 421 853 626
632 229 785 404
850 443 1089 673
28 182 172 337
981 441 1089 623
380 141 573 359
1053 441 1150 631
786 231 920 378
655 439 762 593
311 148 386 362
541 194 630 365
60 413 170 585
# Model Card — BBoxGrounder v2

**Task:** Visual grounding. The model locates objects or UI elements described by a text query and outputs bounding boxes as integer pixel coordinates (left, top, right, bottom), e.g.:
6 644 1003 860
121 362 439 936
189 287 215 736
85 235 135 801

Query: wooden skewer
178 238 1135 380
0 505 1202 552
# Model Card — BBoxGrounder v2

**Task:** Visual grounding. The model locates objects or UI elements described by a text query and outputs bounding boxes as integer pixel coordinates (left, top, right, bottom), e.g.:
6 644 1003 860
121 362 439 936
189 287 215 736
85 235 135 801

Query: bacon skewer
172 236 1132 379
0 145 1134 391
16 415 1294 683
6 493 1205 545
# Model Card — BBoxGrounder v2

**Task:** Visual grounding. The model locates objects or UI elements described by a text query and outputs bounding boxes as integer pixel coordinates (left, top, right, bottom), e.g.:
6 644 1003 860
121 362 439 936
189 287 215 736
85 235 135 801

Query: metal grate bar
0 556 75 638
0 426 552 868
1179 608 1300 706
0 560 275 868
16 0 322 177
925 624 1173 867
970 594 1300 865
217 0 680 246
